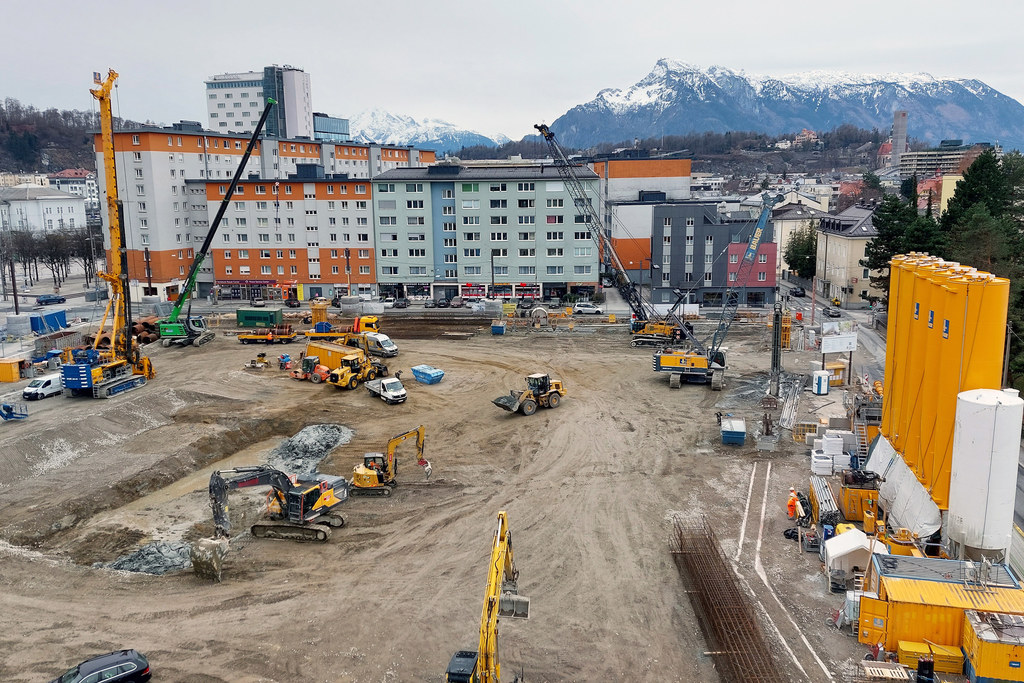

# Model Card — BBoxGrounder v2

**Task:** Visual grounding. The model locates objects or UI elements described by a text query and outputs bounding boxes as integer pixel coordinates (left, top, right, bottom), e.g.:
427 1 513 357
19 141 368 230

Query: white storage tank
948 388 1024 560
812 370 830 395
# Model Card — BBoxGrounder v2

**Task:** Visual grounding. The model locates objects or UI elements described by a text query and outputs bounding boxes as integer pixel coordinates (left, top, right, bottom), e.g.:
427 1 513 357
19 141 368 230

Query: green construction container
236 307 284 328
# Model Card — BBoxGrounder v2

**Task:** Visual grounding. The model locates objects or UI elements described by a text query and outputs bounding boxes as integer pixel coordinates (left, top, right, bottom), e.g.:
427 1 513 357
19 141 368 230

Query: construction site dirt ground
0 318 869 682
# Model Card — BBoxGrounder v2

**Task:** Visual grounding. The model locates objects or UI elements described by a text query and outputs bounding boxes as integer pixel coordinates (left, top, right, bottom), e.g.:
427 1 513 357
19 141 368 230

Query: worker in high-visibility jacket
787 487 799 520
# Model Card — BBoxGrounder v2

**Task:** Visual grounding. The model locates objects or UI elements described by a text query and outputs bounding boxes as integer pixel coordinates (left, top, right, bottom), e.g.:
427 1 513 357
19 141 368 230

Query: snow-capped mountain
549 59 1024 150
349 109 509 154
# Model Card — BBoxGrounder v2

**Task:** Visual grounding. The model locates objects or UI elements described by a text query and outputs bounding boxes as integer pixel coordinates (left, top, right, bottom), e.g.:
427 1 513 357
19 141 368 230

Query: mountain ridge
548 59 1024 151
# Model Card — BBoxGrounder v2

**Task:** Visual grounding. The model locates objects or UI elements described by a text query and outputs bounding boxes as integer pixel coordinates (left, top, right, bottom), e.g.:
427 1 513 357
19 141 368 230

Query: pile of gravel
267 424 353 474
104 541 192 574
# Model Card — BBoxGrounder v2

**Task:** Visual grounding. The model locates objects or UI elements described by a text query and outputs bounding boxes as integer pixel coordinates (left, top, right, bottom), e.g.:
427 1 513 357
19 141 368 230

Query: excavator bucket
491 394 520 412
190 538 229 582
498 590 531 619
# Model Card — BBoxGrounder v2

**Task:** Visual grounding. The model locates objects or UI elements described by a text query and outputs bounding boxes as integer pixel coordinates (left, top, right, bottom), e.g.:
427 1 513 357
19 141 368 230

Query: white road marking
735 461 757 562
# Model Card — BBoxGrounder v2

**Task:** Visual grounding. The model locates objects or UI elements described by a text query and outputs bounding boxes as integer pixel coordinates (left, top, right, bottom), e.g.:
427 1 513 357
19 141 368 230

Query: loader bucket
498 591 531 619
190 537 229 582
492 394 520 412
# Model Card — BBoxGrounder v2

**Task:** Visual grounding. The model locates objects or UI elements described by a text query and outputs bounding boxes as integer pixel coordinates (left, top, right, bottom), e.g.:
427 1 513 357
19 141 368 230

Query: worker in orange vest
787 487 799 520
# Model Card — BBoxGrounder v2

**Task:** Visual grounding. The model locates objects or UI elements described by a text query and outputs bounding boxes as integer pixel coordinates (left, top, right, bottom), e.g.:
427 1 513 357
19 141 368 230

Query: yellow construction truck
237 324 298 344
492 373 566 416
327 348 389 390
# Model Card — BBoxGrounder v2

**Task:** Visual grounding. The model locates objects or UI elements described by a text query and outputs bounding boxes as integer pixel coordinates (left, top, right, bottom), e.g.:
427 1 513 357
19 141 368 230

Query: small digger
492 373 566 416
350 425 431 496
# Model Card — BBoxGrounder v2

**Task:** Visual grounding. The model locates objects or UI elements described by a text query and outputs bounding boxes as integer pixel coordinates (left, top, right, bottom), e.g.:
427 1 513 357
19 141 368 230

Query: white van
23 373 63 400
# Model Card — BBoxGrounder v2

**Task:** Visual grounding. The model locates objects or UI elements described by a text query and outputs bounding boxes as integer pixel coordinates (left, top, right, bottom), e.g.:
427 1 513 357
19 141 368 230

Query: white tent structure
824 528 889 576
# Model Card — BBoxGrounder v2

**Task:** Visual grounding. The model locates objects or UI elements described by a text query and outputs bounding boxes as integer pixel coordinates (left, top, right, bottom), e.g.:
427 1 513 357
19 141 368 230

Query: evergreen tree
783 221 817 278
860 195 921 304
941 148 1010 231
947 204 1018 274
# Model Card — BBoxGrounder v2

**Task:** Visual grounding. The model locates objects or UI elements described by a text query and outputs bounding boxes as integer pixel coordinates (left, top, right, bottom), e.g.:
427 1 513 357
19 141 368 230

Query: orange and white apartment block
93 123 435 302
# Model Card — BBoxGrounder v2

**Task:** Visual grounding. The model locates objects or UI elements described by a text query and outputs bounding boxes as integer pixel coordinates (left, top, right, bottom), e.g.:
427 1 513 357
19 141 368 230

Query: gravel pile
267 424 352 474
104 541 192 574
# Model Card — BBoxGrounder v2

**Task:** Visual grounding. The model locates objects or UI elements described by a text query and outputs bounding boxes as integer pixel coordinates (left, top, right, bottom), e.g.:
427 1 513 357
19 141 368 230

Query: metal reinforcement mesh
671 517 786 683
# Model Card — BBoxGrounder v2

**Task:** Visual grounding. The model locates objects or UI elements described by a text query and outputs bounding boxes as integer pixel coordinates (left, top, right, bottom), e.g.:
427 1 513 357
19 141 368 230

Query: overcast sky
5 0 1023 140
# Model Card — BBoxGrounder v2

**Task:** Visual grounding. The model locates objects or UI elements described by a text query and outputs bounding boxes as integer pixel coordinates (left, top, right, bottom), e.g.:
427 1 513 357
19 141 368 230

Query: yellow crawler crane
445 511 531 682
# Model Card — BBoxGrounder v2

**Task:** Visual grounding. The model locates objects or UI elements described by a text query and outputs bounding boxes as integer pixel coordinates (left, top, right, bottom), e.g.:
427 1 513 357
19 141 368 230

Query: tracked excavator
445 511 530 683
190 465 349 581
351 425 431 496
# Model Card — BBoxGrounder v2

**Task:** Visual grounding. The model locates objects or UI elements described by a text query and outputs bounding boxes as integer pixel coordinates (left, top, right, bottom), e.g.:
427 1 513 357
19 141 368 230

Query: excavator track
350 485 394 497
250 521 332 542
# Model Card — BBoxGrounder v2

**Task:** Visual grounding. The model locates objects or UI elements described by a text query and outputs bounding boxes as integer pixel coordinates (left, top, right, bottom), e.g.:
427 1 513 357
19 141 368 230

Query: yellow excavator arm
386 424 427 473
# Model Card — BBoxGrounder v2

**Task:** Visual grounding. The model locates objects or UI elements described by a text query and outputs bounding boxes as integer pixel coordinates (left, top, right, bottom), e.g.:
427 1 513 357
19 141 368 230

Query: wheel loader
492 373 566 416
327 348 388 390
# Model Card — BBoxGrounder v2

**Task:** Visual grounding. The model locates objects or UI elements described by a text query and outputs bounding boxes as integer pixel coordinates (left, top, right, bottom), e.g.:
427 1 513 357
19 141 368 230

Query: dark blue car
36 294 66 305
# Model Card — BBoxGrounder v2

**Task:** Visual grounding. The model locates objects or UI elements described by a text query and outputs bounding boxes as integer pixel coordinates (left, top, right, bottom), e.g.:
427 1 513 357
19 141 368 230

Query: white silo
947 388 1024 561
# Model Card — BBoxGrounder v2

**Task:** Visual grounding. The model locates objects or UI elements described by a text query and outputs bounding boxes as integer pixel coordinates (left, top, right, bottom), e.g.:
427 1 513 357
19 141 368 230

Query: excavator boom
446 511 530 683
158 98 277 347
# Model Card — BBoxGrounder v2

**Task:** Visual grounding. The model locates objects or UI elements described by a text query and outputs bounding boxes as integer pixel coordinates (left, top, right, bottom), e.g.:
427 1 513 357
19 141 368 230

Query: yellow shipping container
897 640 964 674
962 610 1024 682
859 577 1024 652
0 358 21 383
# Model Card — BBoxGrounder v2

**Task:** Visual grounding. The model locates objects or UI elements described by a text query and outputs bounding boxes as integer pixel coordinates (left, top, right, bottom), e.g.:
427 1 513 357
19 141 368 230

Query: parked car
516 297 538 311
573 302 604 315
449 296 465 308
823 306 842 318
423 298 437 309
284 298 301 308
435 298 450 308
394 297 410 309
382 296 396 308
49 649 151 683
36 294 66 305
249 297 266 308
310 296 330 306
23 373 63 400
789 286 805 298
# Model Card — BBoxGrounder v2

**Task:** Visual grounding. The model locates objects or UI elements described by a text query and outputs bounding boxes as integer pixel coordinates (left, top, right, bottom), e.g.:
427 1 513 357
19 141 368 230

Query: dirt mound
266 424 352 474
105 541 192 574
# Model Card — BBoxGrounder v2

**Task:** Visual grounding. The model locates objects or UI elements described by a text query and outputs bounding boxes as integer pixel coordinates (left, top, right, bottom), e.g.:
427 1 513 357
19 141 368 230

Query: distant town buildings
0 172 48 188
48 168 98 210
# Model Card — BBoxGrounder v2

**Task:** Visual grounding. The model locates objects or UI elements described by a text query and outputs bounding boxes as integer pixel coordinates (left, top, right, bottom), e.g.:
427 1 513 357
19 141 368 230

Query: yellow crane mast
61 70 153 398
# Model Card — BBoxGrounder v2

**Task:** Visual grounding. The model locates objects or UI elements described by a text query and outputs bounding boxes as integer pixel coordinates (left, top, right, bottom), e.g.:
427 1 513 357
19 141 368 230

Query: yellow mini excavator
351 425 431 496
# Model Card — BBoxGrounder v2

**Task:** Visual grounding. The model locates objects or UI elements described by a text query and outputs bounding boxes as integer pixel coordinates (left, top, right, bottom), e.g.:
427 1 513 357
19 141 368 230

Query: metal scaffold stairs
854 422 870 467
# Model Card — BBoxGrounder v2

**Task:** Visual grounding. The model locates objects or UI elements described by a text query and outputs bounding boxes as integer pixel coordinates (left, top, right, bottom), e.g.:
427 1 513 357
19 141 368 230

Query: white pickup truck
364 377 407 404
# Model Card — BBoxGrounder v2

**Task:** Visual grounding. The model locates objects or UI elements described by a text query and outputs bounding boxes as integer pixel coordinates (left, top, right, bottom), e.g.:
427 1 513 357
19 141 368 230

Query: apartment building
206 66 313 139
94 122 434 301
371 163 601 301
612 199 776 307
816 203 882 307
48 168 99 210
773 203 828 280
897 141 1000 180
0 186 86 233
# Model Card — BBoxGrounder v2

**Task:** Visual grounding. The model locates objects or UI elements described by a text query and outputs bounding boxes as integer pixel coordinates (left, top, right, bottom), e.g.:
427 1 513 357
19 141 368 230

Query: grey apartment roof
820 203 877 238
774 204 831 221
0 187 80 201
374 164 598 182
